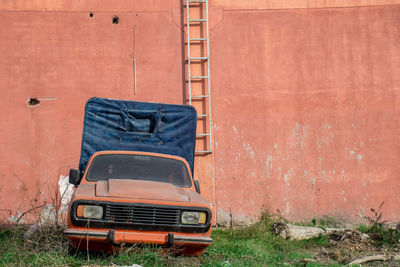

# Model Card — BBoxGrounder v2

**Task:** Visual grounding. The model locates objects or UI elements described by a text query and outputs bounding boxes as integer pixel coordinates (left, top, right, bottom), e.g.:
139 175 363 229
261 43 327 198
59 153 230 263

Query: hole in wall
28 98 40 106
89 12 93 17
112 16 119 24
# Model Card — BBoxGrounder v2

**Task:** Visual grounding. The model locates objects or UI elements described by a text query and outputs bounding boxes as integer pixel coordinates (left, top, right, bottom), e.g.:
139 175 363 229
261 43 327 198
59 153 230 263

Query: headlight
76 205 103 219
181 211 207 224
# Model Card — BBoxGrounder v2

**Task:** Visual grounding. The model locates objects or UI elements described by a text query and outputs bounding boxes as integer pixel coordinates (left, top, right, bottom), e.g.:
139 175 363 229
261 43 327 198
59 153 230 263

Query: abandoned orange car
64 98 213 255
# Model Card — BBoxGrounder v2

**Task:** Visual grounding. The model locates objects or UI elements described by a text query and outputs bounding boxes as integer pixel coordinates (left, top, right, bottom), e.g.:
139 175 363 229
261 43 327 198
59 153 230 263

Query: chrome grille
105 204 180 225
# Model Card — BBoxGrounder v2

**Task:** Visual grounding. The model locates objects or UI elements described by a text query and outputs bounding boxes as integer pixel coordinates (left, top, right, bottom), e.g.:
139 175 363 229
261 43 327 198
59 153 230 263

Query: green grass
0 218 338 267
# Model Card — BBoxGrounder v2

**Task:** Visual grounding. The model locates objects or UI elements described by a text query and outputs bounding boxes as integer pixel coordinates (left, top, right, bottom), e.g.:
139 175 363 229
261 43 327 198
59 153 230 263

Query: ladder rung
191 95 209 98
188 0 207 3
189 38 207 41
189 19 207 22
195 150 212 153
196 134 210 136
188 57 208 61
190 76 208 79
197 114 208 118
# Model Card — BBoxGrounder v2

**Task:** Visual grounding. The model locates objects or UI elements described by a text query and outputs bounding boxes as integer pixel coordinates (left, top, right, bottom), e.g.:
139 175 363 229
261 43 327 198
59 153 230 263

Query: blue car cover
78 98 197 176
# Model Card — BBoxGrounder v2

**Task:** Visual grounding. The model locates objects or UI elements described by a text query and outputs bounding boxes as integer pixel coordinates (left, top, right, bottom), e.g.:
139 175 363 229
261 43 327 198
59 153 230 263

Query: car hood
94 179 190 202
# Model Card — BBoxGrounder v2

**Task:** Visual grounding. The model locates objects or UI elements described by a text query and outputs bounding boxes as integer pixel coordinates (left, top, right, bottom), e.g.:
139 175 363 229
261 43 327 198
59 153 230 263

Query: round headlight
181 211 207 224
77 205 103 219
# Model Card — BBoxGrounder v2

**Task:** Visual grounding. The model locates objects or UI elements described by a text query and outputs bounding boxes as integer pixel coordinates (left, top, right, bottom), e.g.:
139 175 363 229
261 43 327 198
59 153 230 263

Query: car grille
104 204 180 225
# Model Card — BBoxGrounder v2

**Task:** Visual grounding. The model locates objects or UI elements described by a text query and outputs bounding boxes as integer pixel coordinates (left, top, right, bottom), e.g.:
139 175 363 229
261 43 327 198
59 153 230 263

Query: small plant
361 201 400 247
309 218 327 232
311 218 317 226
364 201 387 232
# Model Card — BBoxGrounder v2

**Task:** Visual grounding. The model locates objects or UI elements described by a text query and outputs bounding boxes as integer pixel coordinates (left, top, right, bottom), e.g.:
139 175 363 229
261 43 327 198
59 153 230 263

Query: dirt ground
312 229 399 266
271 221 400 266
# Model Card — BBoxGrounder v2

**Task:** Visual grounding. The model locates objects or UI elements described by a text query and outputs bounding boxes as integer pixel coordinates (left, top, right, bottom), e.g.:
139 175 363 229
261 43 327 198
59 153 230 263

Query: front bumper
64 228 213 247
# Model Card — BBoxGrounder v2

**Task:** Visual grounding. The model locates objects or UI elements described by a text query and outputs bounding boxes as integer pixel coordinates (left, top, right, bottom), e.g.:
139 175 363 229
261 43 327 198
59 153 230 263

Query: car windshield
86 154 192 187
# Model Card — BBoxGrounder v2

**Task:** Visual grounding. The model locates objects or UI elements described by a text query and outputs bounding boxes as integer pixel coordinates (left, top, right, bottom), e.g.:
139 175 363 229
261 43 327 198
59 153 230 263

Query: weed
359 201 400 247
364 201 387 232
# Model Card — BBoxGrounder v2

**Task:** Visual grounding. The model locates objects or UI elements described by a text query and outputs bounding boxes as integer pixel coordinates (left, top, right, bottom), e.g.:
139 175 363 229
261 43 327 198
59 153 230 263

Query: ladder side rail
205 0 212 152
186 0 192 106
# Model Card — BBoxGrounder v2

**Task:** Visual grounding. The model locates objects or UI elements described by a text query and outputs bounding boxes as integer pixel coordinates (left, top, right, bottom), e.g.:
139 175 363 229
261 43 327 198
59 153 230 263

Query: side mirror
194 180 201 194
69 169 81 186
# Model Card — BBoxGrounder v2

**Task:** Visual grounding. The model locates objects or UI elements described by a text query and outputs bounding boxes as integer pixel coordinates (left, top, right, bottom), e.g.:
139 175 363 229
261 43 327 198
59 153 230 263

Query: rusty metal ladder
185 0 212 154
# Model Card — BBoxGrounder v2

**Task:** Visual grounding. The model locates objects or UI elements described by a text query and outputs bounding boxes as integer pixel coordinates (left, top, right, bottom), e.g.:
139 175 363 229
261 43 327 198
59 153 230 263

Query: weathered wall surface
0 0 399 224
211 4 400 224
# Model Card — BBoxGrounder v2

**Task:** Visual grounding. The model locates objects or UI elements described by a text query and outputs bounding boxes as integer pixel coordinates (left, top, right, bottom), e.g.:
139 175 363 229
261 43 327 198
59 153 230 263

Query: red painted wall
1 0 399 224
211 3 400 224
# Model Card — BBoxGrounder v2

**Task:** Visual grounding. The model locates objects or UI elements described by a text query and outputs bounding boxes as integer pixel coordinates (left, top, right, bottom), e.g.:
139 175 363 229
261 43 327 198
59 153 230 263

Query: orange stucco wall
1 0 399 224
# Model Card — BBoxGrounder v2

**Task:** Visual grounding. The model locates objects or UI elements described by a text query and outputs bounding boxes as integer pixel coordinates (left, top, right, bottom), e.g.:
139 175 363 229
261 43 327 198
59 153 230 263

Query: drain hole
112 16 119 24
28 98 40 106
89 12 93 17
